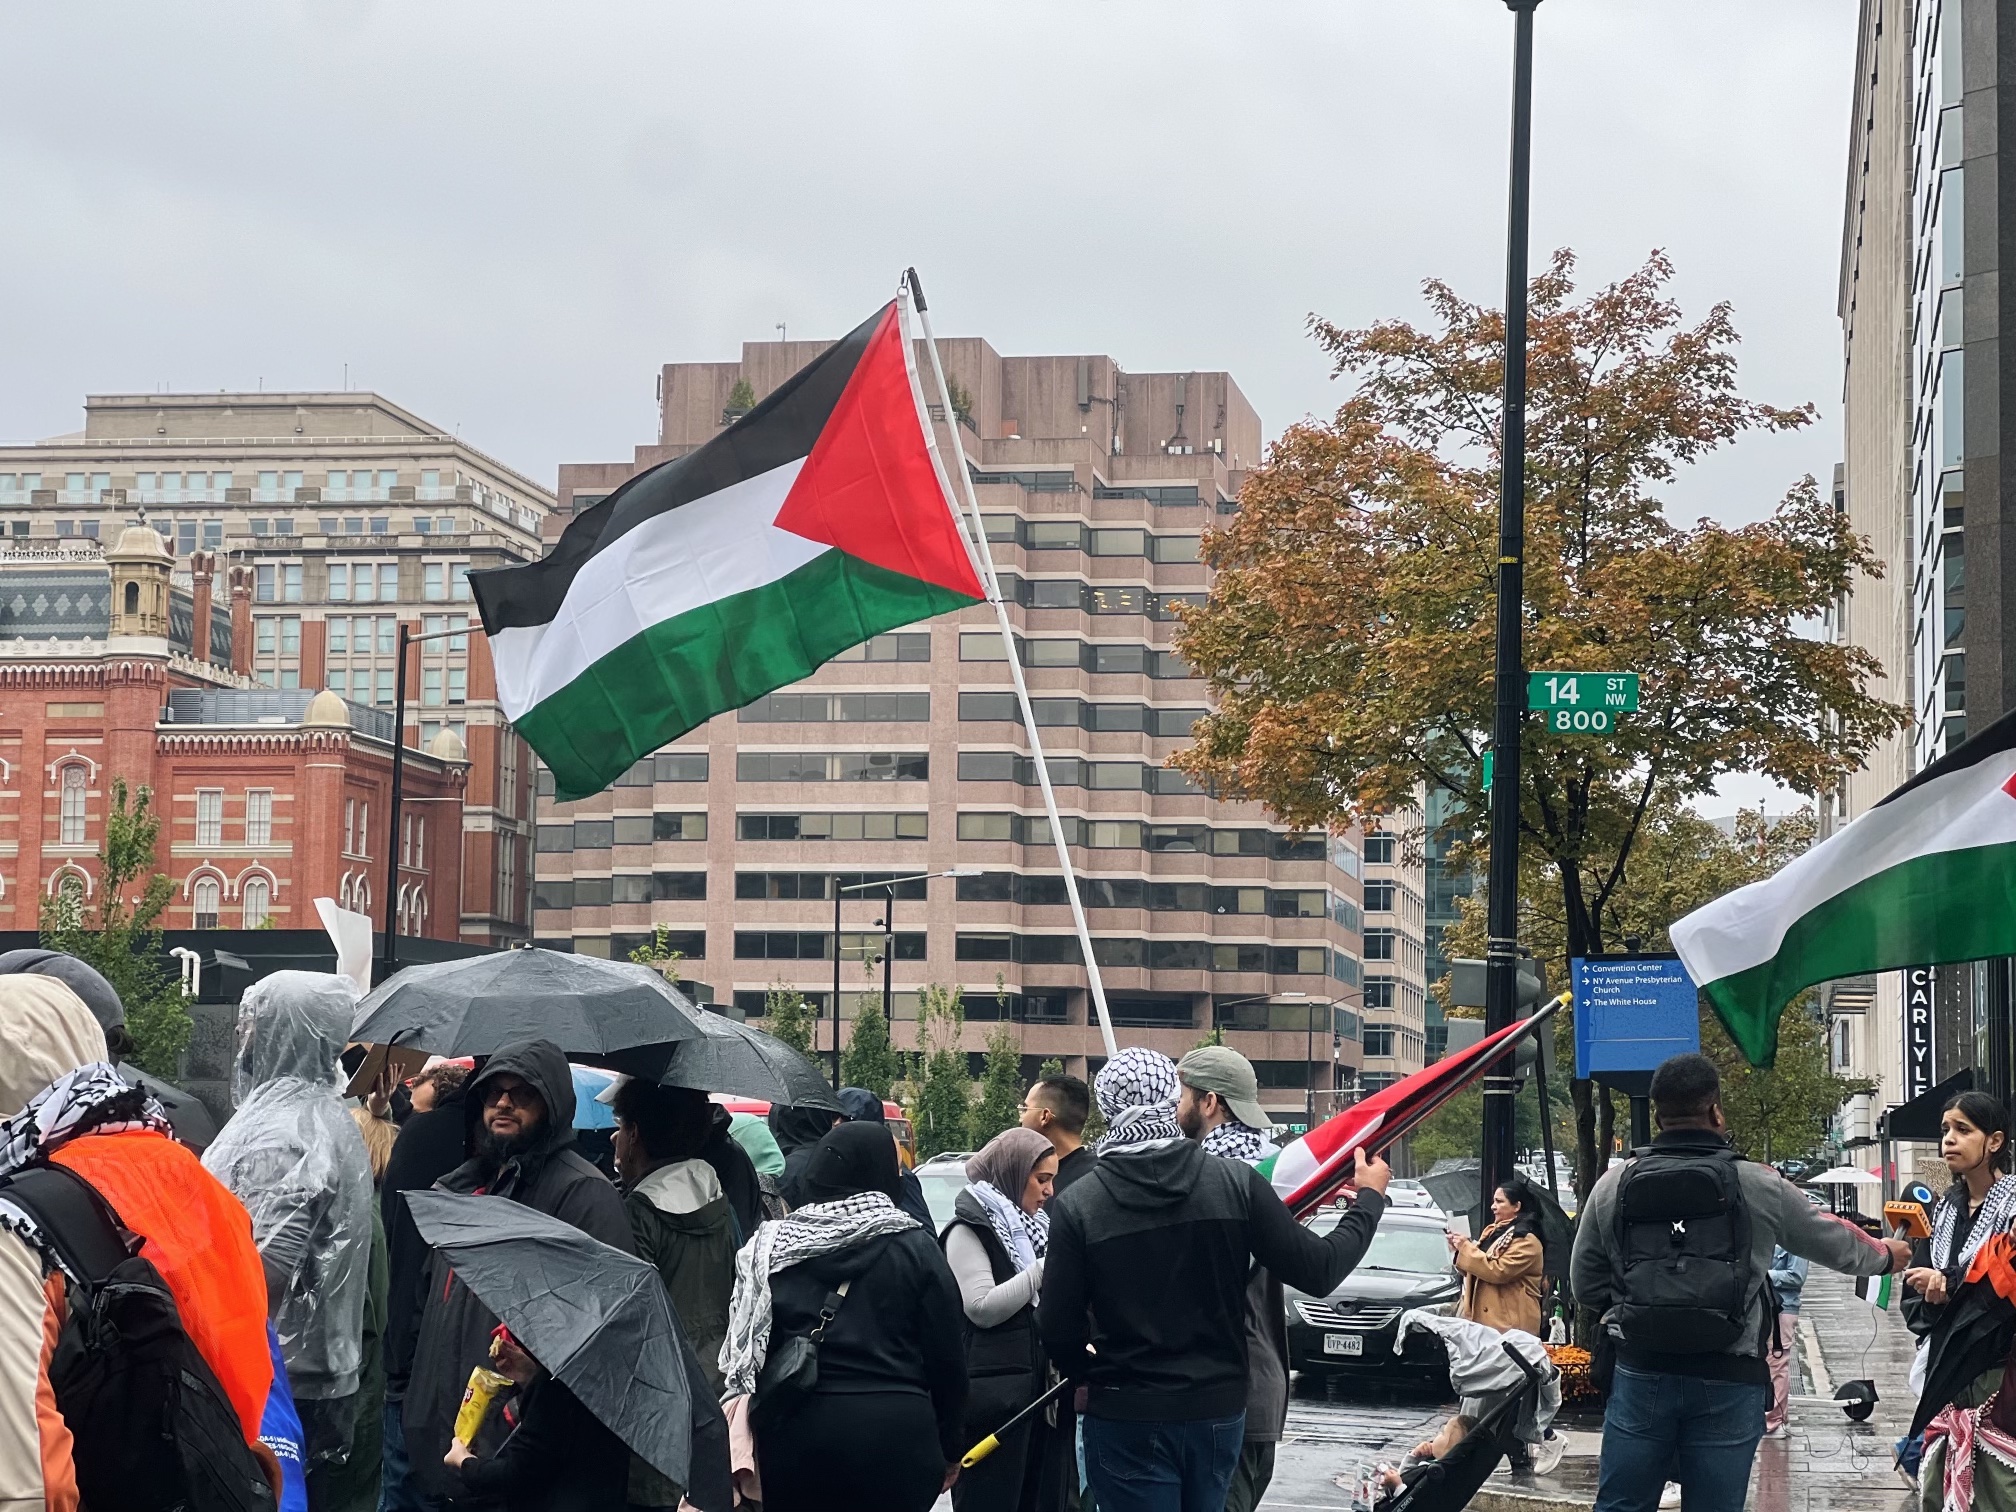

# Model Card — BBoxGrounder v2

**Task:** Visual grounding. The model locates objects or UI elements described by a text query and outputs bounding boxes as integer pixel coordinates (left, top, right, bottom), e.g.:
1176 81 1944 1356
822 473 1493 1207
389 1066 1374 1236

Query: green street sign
1528 672 1638 735
1482 751 1494 793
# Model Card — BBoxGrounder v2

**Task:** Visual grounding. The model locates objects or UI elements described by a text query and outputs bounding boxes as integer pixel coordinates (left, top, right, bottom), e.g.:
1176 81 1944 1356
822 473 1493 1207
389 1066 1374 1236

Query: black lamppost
829 868 977 1090
1482 0 1541 1216
379 621 470 982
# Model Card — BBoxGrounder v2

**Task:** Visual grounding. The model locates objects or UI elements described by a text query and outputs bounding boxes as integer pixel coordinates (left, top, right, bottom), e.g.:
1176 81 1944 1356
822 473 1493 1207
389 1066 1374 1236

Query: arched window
58 766 86 845
396 884 409 936
338 874 353 910
192 876 220 930
123 581 139 616
242 876 270 929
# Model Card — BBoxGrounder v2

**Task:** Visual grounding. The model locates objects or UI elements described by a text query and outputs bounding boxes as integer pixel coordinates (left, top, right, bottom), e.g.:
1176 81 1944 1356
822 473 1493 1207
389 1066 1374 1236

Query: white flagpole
900 268 1119 1060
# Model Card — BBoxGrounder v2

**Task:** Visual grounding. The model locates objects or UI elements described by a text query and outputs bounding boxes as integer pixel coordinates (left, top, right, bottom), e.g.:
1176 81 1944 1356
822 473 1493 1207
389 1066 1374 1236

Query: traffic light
1449 957 1553 1088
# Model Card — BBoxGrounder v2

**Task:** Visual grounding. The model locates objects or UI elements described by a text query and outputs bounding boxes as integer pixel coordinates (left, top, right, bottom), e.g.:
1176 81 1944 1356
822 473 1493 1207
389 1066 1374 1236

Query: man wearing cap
1177 1046 1289 1512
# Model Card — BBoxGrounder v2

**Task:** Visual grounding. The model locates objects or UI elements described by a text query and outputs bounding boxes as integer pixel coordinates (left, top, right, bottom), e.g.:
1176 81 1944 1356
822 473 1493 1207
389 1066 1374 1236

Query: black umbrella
118 1063 219 1151
1910 1271 2016 1438
404 1190 728 1503
349 950 702 1072
655 1011 842 1112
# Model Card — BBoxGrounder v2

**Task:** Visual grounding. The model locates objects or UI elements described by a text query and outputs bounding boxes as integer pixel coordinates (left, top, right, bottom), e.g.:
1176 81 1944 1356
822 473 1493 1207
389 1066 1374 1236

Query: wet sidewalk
1470 1267 1919 1512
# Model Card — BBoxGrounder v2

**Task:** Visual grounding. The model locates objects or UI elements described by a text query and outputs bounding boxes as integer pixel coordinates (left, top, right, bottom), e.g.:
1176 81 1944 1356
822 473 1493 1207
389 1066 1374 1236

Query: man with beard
1176 1047 1285 1512
400 1040 634 1504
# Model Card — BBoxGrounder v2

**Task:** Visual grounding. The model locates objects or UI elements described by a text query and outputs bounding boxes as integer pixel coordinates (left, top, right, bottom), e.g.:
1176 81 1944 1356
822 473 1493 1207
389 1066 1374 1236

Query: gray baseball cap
1177 1045 1273 1133
0 950 124 1032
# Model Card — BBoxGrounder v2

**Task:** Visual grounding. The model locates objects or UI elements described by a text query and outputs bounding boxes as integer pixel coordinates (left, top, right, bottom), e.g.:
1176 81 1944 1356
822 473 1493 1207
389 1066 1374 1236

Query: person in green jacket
613 1079 739 1509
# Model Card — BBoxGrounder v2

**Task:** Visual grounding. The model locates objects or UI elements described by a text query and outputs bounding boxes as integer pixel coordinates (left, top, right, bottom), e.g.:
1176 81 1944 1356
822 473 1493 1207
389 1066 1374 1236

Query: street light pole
831 868 977 1090
378 621 467 983
1483 0 1541 1213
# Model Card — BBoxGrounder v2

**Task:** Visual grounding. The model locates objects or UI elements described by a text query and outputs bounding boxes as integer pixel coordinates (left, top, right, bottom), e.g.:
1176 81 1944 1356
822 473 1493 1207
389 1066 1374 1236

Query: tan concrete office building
540 333 1366 1122
0 392 553 946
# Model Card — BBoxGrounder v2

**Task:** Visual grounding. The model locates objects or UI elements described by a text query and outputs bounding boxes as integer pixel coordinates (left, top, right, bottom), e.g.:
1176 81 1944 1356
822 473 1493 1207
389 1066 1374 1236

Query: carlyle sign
1903 966 1936 1104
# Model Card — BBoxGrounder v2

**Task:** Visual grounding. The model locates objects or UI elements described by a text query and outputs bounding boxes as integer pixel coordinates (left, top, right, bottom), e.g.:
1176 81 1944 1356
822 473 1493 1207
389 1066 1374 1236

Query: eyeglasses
484 1083 539 1109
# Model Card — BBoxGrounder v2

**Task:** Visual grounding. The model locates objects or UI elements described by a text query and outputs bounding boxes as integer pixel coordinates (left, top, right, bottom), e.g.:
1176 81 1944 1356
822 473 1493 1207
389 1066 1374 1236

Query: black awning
1882 1067 1976 1141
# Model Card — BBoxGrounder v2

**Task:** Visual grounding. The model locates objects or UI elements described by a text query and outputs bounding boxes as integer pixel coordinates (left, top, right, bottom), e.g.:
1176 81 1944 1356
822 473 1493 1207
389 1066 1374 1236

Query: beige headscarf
0 976 108 1116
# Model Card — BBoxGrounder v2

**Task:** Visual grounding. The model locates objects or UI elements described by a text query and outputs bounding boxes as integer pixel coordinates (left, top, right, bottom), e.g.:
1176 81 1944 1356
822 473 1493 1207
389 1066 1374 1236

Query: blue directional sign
1572 954 1700 1077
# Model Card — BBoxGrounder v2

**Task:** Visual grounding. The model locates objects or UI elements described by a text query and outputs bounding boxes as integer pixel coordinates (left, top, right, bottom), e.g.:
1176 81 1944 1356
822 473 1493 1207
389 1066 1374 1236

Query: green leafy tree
969 1021 1024 1148
842 993 902 1098
627 926 685 985
912 983 973 1159
763 982 814 1057
40 779 184 1077
726 378 756 413
1192 1025 1226 1051
1175 252 1903 1195
1037 1057 1066 1081
945 377 975 427
1709 995 1862 1165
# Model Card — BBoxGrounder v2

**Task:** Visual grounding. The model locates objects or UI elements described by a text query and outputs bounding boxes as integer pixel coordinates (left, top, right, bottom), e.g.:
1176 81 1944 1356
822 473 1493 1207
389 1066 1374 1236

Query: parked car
1384 1178 1440 1212
914 1151 973 1233
1284 1208 1460 1388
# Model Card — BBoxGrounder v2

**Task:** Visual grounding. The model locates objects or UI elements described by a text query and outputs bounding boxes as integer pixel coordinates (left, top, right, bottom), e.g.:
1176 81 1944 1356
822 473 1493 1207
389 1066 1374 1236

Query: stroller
1370 1312 1561 1512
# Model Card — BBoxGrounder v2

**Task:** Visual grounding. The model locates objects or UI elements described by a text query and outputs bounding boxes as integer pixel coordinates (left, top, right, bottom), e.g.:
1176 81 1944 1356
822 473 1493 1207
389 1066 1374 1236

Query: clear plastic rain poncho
202 970 374 1400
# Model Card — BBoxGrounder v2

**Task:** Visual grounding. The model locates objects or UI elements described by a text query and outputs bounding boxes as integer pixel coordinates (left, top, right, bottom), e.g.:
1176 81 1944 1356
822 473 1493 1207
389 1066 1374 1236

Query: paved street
1266 1384 1453 1510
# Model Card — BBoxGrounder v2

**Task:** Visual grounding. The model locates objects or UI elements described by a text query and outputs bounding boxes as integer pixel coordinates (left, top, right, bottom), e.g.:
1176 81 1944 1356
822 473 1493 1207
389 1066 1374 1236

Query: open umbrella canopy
1805 1166 1883 1186
404 1190 696 1488
117 1063 219 1151
654 1011 842 1112
570 1065 619 1129
349 949 702 1072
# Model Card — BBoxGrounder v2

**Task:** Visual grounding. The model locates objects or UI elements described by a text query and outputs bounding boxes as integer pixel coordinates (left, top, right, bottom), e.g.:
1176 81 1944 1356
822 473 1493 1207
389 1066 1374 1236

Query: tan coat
1453 1222 1545 1336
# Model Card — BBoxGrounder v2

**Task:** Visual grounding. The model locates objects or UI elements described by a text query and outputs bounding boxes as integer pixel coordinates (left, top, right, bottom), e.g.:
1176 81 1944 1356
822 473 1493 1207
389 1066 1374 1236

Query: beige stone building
1362 808 1429 1095
541 333 1367 1123
0 392 554 946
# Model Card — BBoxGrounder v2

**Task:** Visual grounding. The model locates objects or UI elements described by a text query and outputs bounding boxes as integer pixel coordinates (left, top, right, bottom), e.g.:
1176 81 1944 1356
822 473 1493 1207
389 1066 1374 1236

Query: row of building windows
253 559 473 604
737 812 930 842
957 693 1208 735
188 874 272 929
245 515 466 537
994 572 1206 620
735 931 928 962
536 813 709 851
953 932 1358 980
735 752 928 783
186 788 274 848
977 515 1203 563
954 811 1328 859
953 871 1355 925
739 692 932 724
535 872 708 908
956 751 1202 795
957 632 1192 679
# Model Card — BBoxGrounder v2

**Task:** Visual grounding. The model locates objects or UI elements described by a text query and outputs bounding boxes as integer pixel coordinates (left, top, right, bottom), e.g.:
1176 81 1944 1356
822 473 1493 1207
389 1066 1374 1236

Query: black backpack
0 1162 277 1512
1609 1143 1754 1355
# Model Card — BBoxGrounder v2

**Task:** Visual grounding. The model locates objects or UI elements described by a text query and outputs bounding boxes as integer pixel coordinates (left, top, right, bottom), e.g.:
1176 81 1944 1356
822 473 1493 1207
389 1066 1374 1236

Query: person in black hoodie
400 1040 635 1504
838 1085 934 1229
768 1101 842 1209
698 1102 764 1242
724 1121 967 1512
1039 1049 1390 1512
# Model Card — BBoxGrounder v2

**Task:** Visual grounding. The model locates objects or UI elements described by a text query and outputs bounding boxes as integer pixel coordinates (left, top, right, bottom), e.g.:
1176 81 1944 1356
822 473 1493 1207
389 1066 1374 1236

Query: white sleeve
945 1224 1042 1327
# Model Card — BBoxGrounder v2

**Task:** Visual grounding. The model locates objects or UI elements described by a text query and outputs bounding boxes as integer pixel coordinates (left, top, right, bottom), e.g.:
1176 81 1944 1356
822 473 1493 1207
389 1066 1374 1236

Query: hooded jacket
381 1083 470 1385
402 1040 635 1502
0 979 278 1510
203 971 375 1401
1038 1140 1386 1422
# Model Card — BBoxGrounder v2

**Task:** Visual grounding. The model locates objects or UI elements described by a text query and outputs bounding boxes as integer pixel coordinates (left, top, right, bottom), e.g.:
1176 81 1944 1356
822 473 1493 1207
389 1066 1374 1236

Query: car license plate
1323 1333 1363 1356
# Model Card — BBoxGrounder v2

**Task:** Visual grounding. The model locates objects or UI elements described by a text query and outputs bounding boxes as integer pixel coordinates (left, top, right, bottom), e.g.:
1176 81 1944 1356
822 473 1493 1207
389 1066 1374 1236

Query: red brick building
0 526 467 938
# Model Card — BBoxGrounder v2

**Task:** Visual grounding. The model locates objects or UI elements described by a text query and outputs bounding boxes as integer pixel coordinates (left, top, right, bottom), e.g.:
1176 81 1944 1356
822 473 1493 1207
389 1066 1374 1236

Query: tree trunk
1597 1085 1617 1171
1571 1077 1598 1199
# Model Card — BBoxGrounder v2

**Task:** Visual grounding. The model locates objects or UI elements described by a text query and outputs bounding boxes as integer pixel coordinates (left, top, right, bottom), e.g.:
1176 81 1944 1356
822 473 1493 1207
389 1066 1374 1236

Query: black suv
1283 1208 1461 1388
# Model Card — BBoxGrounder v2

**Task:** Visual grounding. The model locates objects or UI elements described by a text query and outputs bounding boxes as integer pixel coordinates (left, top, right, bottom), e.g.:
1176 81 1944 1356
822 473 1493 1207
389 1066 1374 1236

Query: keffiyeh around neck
1200 1120 1277 1166
718 1189 918 1398
0 1062 170 1180
1934 1173 2016 1271
1095 1048 1183 1150
970 1180 1048 1273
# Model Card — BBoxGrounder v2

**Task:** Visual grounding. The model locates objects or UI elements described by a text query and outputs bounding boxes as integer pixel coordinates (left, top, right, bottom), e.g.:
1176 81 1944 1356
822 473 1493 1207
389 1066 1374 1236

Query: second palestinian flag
1671 708 2016 1068
473 301 984 800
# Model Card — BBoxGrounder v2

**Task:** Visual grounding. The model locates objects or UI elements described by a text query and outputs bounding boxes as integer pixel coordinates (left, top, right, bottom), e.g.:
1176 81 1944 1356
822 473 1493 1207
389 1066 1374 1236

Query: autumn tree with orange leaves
1172 252 1904 1193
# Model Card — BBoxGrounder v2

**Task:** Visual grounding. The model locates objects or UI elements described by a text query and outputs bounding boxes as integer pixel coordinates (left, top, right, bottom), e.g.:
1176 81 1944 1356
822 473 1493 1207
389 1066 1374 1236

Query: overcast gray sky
1 1 1853 802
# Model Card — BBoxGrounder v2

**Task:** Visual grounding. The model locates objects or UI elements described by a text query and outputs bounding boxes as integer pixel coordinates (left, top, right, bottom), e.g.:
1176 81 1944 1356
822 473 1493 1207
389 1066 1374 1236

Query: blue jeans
1596 1365 1767 1512
1082 1412 1245 1512
375 1390 447 1512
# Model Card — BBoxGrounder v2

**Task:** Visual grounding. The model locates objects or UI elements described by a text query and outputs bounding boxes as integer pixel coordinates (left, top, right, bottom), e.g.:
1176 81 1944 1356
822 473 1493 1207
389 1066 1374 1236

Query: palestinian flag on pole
472 301 984 800
1671 707 2016 1069
1270 1003 1562 1218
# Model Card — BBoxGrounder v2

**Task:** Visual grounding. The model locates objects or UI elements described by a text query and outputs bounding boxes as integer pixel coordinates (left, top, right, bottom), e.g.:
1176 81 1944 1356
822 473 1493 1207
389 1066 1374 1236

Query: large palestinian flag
473 301 985 800
1671 707 2016 1068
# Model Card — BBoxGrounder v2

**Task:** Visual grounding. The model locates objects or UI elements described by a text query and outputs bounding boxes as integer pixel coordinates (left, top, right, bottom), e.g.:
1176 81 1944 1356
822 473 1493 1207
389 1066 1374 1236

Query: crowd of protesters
0 950 1986 1512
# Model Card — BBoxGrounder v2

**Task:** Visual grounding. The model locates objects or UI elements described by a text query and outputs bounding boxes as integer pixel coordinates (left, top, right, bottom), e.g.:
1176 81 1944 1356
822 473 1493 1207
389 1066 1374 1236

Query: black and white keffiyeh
1200 1120 1278 1167
0 1063 172 1274
1095 1048 1183 1151
719 1190 919 1397
1932 1172 2016 1271
970 1179 1048 1273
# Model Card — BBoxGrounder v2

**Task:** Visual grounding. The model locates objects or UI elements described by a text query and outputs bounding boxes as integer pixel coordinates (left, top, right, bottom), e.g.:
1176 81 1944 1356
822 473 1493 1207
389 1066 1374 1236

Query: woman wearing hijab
1450 1172 1546 1337
723 1120 968 1512
941 1128 1060 1512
